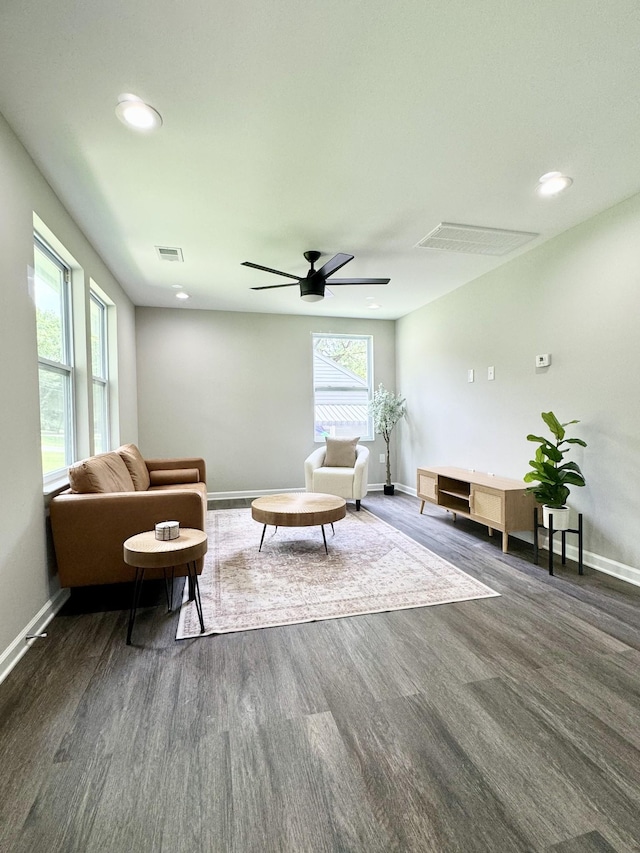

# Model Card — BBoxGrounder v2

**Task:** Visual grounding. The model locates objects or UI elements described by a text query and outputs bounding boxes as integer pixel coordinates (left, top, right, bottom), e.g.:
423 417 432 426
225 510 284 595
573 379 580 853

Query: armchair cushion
68 452 135 494
117 443 151 490
324 436 360 467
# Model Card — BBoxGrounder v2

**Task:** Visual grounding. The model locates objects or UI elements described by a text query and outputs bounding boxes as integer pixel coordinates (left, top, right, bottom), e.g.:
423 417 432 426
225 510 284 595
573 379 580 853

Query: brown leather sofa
50 444 208 587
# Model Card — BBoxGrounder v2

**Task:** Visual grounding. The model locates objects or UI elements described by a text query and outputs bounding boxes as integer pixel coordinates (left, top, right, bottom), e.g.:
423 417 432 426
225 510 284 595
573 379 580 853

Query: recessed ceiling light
175 291 190 300
537 171 573 197
116 94 162 131
171 284 183 289
367 303 381 310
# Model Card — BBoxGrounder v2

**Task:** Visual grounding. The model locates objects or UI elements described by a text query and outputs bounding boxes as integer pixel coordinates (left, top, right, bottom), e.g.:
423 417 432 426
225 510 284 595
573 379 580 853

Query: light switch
488 366 495 380
468 369 474 382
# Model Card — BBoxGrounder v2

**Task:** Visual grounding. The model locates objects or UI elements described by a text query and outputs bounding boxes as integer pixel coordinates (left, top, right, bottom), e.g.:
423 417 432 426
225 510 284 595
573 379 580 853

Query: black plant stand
533 508 583 576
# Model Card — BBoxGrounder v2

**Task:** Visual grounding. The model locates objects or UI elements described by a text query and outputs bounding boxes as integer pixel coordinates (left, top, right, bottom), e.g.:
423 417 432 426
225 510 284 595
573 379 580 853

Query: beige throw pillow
117 443 151 491
69 452 136 493
324 436 359 468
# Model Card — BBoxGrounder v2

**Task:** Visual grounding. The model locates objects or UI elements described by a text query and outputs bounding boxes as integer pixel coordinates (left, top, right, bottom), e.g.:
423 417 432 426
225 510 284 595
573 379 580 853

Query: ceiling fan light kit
242 250 390 302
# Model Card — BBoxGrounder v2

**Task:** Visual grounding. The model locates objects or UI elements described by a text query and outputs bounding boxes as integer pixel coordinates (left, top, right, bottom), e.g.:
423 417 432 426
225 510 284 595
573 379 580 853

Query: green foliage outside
524 411 587 508
36 307 63 361
313 336 367 379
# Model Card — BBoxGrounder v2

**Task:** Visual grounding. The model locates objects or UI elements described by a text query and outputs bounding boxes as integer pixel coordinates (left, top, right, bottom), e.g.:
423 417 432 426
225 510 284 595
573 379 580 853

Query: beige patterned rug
176 506 500 638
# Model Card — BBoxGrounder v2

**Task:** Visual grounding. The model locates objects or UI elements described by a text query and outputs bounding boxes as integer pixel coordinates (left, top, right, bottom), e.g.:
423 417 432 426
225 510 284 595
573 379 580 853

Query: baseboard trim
388 484 640 588
208 484 389 502
0 587 70 686
548 540 640 588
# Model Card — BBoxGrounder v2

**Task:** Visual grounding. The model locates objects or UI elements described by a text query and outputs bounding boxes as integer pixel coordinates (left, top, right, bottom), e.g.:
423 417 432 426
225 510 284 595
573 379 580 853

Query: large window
90 291 110 453
312 333 373 441
34 236 74 479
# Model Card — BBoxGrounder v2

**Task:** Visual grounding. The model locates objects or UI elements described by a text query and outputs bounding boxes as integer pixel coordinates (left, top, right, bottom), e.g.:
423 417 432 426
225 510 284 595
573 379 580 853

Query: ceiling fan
242 250 390 302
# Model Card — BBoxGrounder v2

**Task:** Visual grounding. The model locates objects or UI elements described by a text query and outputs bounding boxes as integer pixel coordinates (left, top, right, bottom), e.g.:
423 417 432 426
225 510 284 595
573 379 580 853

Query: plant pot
542 504 571 530
383 484 395 496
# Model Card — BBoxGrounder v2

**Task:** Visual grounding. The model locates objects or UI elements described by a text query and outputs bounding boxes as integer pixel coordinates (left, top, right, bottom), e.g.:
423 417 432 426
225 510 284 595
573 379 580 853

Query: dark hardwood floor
2 492 640 852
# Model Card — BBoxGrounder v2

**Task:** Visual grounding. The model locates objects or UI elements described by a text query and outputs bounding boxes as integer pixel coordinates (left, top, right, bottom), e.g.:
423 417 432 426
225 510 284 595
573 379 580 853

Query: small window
312 333 373 441
90 291 110 453
34 236 74 479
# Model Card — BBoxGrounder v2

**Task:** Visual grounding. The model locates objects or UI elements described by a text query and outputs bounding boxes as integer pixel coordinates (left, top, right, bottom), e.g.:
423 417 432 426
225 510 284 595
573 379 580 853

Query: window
90 291 110 453
34 236 74 479
312 333 373 441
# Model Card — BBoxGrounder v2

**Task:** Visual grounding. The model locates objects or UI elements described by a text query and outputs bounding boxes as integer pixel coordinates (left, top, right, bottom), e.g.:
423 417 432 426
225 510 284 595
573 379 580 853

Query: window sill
43 475 70 498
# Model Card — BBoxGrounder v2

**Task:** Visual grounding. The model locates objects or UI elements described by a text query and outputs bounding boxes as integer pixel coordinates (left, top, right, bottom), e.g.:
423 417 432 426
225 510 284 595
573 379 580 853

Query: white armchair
304 443 369 510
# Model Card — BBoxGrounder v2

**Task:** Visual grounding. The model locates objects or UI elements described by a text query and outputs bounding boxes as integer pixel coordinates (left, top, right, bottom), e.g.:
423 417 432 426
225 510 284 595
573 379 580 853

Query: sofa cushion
148 468 200 486
324 436 359 467
68 452 135 494
117 443 151 491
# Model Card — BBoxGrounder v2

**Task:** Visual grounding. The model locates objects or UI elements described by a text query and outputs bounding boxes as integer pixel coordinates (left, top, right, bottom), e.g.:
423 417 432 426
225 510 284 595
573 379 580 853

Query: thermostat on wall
536 353 551 367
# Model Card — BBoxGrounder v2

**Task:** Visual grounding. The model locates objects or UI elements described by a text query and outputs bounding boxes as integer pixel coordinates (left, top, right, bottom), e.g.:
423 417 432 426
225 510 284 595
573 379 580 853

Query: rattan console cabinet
417 466 536 553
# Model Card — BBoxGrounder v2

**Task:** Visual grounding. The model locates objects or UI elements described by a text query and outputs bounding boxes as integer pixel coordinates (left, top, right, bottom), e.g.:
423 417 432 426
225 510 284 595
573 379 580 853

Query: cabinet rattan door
472 487 504 525
418 471 438 501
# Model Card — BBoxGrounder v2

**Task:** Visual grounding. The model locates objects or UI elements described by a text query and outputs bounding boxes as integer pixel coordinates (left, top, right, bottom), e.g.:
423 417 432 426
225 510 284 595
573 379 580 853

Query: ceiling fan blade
242 261 301 281
250 282 299 291
316 253 354 279
327 278 390 285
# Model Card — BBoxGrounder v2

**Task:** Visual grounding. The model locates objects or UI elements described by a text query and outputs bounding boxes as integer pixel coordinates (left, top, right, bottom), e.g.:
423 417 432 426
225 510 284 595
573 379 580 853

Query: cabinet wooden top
418 466 529 492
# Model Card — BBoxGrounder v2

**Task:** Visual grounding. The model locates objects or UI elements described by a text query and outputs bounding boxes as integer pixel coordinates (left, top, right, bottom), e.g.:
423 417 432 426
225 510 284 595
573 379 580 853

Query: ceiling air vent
416 223 538 256
155 246 184 262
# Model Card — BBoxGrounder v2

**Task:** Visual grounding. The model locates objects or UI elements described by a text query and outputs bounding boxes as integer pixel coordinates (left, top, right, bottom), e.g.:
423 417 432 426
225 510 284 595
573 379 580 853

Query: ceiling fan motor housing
300 274 325 301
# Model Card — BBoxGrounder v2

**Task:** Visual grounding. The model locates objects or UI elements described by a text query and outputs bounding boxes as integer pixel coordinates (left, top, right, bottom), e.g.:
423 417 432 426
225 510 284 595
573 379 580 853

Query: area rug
176 507 500 638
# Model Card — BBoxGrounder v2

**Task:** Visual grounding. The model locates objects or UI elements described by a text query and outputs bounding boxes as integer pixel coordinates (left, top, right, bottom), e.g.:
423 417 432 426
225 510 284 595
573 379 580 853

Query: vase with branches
369 384 406 495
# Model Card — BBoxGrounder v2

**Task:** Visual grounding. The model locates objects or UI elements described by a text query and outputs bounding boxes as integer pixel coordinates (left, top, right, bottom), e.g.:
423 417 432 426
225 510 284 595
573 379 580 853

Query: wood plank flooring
1 493 640 852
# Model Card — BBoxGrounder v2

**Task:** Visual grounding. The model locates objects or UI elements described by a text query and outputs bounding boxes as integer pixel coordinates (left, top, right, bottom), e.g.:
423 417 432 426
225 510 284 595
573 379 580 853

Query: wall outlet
379 454 385 464
488 366 495 380
467 369 474 382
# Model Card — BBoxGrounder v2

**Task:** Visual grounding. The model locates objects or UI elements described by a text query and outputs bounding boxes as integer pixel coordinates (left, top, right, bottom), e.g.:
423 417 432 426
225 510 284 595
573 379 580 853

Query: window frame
89 290 110 454
34 234 76 483
312 332 374 442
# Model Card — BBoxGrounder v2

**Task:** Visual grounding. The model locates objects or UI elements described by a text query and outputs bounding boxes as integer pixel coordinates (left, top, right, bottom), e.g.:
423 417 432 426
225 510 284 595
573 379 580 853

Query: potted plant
369 384 406 495
523 411 587 529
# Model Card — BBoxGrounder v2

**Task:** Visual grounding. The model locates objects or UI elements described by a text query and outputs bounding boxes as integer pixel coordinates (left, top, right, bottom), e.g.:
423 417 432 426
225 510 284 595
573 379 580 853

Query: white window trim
90 290 110 453
312 332 374 442
34 234 76 486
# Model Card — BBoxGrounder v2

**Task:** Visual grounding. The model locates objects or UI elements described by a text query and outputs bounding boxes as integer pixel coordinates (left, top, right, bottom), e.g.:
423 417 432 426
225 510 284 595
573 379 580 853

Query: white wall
397 191 640 582
0 111 138 676
135 308 396 493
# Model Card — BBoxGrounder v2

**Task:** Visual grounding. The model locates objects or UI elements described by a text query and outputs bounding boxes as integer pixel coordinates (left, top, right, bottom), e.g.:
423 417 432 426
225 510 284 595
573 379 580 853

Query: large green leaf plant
524 411 587 508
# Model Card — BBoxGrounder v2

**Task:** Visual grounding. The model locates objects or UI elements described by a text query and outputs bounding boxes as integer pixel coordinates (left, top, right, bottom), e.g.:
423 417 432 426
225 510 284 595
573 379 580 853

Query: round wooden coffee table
123 527 207 645
251 493 347 553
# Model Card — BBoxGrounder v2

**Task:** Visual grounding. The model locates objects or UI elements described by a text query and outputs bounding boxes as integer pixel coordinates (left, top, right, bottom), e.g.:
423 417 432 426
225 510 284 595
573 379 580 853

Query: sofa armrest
145 456 206 485
50 489 205 587
304 446 326 491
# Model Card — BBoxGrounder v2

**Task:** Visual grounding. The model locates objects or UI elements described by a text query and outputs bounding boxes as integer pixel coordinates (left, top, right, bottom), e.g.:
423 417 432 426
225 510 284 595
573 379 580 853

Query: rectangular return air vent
416 223 538 256
155 246 184 262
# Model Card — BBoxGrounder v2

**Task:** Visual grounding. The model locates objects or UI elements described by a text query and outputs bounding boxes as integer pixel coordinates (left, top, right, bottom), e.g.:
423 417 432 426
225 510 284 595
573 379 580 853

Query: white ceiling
2 0 640 319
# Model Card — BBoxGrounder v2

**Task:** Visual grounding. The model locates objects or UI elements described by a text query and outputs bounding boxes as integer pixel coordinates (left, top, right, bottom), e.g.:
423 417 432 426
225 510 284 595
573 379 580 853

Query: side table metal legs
127 560 204 645
127 566 146 645
185 559 205 634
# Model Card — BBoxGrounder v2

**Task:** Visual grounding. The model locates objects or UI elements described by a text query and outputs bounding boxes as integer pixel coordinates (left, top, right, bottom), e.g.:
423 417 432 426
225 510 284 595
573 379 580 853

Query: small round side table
123 527 207 645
